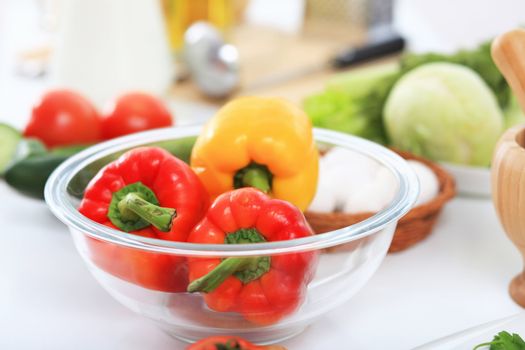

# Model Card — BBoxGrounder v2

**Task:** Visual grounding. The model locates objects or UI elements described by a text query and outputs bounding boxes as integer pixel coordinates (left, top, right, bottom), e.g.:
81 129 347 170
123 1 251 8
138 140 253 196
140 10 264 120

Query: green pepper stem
188 229 271 293
241 167 271 193
187 257 259 293
118 192 176 232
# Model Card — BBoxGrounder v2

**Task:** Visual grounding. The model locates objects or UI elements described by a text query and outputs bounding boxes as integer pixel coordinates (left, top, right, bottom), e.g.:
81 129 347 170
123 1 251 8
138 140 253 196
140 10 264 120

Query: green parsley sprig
473 331 525 350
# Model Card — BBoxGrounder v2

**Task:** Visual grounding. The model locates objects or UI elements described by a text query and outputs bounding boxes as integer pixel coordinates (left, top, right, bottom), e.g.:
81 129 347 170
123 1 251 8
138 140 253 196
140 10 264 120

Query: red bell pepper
187 188 319 325
186 336 287 350
79 146 209 292
85 224 189 292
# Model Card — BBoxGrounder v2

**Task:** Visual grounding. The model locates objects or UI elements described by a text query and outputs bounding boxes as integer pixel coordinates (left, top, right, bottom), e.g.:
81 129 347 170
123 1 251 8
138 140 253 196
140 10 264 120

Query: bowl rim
45 125 419 257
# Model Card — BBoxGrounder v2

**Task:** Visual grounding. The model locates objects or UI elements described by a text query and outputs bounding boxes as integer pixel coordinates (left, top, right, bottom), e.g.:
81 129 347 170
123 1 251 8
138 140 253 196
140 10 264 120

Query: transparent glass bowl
45 126 418 344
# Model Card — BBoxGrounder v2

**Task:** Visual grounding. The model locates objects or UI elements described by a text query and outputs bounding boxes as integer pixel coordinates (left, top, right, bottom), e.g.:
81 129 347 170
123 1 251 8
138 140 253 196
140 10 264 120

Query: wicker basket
304 150 456 253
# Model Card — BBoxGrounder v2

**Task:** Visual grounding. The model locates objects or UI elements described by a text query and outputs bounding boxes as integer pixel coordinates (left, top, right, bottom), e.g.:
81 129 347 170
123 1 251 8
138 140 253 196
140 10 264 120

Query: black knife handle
331 35 405 69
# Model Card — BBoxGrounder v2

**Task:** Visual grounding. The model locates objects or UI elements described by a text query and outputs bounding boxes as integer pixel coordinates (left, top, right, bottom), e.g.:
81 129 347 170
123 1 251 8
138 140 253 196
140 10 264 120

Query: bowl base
161 324 307 345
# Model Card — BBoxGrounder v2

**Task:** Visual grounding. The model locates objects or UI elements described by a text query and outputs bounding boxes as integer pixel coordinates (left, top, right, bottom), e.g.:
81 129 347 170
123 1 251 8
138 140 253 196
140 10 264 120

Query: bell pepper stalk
79 146 209 292
190 96 319 211
107 181 176 232
187 188 319 325
186 336 287 350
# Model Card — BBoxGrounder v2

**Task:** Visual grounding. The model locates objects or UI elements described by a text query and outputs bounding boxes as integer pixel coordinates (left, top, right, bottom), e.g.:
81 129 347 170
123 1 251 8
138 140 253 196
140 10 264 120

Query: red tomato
186 336 286 350
101 92 173 139
24 89 102 148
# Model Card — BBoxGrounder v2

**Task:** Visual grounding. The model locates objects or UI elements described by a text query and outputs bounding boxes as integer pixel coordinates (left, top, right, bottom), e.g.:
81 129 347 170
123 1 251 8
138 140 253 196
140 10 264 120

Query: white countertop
0 182 522 349
1 1 524 349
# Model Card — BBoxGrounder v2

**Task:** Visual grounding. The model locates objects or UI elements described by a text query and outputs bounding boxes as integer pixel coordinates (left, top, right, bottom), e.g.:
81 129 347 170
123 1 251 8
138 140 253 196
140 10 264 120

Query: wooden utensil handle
492 29 525 115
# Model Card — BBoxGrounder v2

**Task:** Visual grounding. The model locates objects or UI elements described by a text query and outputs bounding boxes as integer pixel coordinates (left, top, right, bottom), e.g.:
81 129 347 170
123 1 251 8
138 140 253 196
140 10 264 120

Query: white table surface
1 1 524 349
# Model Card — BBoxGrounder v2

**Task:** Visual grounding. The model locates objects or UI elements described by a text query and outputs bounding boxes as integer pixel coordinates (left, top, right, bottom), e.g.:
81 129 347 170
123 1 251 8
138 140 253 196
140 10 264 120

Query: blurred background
2 0 525 194
2 0 525 125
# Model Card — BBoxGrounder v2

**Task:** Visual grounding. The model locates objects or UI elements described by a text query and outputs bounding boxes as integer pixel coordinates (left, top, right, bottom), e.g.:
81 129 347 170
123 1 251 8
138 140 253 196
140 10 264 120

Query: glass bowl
45 126 418 344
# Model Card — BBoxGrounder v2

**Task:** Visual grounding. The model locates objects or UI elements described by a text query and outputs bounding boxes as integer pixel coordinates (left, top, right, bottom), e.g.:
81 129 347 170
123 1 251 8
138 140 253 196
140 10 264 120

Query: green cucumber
51 144 92 157
5 135 198 200
4 153 71 199
4 143 89 200
0 123 22 175
13 138 47 160
148 136 196 164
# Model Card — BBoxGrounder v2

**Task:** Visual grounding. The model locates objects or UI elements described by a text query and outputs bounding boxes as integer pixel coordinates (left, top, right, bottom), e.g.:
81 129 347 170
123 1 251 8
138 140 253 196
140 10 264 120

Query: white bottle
51 0 174 107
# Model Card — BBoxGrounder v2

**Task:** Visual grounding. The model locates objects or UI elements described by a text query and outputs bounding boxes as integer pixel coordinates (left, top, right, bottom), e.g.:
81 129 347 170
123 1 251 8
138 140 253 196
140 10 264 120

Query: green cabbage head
384 62 503 166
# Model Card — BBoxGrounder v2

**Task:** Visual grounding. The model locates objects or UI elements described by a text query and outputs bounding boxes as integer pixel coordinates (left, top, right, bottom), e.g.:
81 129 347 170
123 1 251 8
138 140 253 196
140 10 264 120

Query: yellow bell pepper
191 97 319 211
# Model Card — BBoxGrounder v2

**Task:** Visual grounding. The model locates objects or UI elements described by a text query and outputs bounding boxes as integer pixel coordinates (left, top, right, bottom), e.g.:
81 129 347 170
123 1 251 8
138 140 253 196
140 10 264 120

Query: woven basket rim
305 149 456 223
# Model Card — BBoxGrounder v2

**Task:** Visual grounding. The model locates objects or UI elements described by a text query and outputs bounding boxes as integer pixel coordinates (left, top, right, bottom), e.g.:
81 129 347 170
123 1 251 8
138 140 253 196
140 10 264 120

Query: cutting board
169 24 395 105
